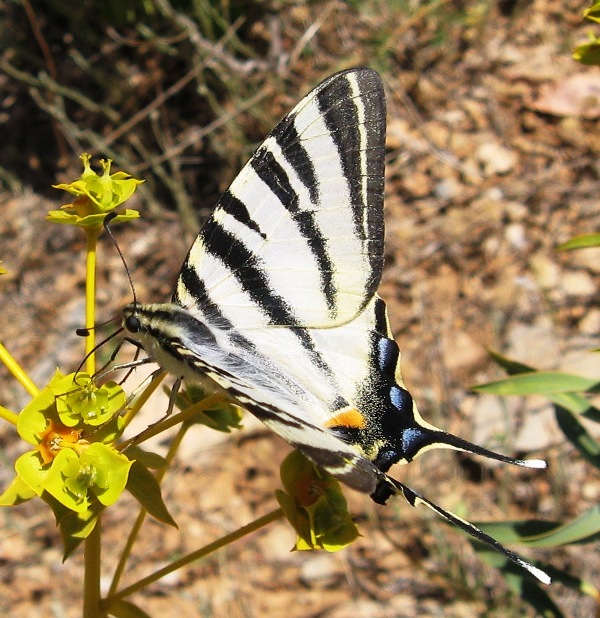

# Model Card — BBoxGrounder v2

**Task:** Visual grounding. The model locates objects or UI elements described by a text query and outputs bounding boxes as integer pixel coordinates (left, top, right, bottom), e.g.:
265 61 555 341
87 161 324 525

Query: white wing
172 68 386 328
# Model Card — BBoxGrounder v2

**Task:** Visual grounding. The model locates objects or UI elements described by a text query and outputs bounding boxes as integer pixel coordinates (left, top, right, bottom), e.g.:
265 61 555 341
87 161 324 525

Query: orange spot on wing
325 408 366 430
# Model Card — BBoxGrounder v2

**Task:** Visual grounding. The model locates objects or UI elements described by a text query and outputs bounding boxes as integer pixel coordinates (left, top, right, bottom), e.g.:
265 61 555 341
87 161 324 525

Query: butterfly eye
125 315 141 333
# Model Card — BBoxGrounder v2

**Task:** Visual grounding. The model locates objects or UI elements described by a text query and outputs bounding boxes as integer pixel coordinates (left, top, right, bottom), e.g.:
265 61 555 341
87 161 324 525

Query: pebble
561 271 596 297
475 141 517 176
299 553 341 587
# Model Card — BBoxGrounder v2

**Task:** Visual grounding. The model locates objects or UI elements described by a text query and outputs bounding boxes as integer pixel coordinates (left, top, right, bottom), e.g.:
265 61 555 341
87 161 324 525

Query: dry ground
1 1 599 616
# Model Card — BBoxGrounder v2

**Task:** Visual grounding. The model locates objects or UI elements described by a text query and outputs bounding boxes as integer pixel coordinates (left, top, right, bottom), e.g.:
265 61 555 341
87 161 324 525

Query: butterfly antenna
75 315 121 338
74 324 124 379
103 211 138 306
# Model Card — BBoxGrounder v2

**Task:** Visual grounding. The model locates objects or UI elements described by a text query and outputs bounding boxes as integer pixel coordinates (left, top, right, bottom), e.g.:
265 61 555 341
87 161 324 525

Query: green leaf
473 372 600 396
480 506 600 547
276 451 359 552
486 349 535 375
523 505 600 547
275 489 311 548
0 475 37 505
124 446 168 469
83 442 133 506
573 40 600 65
46 209 140 227
183 402 244 433
105 599 152 618
174 384 244 433
550 393 600 421
15 450 47 495
92 414 126 444
557 233 600 250
53 374 126 427
17 380 58 444
44 449 90 512
555 405 600 468
126 460 177 527
42 443 132 512
485 352 600 421
476 519 563 545
584 2 600 23
50 154 143 224
44 493 103 559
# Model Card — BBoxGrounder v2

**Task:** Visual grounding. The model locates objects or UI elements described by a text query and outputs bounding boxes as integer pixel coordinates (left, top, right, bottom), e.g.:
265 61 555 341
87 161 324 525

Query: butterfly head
122 305 142 335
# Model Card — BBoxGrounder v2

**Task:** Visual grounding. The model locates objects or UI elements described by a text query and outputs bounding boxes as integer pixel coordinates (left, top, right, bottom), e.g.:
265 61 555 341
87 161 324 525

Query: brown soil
1 2 599 616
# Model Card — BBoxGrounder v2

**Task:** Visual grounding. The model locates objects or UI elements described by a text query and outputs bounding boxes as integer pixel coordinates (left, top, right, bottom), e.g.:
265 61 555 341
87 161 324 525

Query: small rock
559 349 600 381
514 404 560 453
504 200 529 221
475 141 517 176
328 599 393 618
470 394 558 454
530 254 561 290
484 186 504 201
531 73 600 119
299 553 340 587
506 318 560 369
401 171 432 198
433 178 461 201
582 481 600 501
505 222 528 250
579 309 600 336
560 270 596 297
566 246 600 275
442 331 487 372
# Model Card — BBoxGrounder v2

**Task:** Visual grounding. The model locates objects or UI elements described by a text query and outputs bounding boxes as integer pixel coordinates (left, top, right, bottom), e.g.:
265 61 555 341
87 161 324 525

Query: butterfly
121 68 549 584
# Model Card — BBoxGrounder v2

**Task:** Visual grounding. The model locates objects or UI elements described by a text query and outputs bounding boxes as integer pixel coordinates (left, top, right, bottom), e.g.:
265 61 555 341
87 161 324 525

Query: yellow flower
48 153 141 227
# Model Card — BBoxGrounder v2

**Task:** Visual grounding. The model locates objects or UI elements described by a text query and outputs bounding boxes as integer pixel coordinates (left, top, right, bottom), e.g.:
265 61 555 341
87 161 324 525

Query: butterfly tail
375 384 546 473
414 426 547 470
372 473 551 585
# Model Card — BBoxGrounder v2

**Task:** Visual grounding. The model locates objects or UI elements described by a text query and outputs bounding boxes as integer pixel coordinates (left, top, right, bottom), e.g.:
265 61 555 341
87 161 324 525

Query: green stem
83 225 102 617
0 342 38 398
120 371 166 430
107 500 146 599
84 226 101 376
103 508 284 608
109 420 188 596
118 392 226 450
83 515 102 618
0 404 18 425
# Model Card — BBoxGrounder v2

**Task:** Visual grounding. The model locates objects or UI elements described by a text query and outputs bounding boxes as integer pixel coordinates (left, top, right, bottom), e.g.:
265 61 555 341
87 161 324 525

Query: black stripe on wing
249 148 337 312
175 225 340 385
219 190 267 240
173 264 263 353
270 118 319 205
201 218 296 325
317 70 385 294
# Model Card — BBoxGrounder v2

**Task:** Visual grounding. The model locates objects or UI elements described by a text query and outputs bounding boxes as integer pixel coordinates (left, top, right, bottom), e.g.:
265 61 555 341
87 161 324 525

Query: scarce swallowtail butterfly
121 68 550 584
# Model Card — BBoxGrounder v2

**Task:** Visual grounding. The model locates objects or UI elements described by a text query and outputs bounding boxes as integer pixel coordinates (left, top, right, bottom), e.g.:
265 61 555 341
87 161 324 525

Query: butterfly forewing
173 69 385 329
